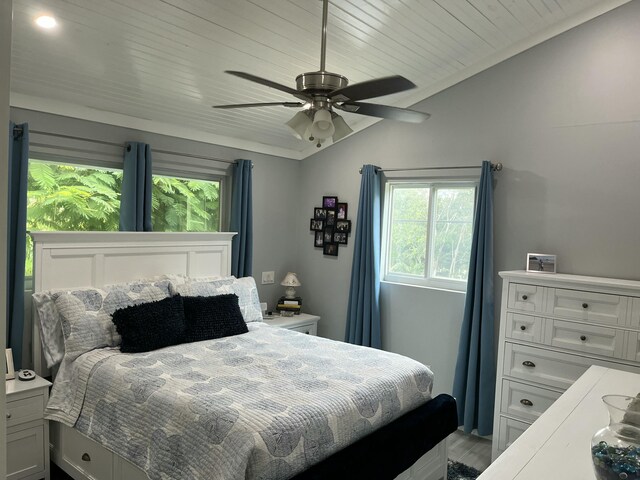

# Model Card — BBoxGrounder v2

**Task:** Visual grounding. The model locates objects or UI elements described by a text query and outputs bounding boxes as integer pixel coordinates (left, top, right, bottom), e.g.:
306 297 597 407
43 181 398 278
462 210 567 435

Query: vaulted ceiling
10 0 630 159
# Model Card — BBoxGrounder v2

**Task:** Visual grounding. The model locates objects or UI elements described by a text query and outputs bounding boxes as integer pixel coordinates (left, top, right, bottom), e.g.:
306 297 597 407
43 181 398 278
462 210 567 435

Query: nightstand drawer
503 343 592 390
547 288 627 326
6 394 45 428
544 319 624 358
289 323 317 335
7 424 45 480
500 379 562 423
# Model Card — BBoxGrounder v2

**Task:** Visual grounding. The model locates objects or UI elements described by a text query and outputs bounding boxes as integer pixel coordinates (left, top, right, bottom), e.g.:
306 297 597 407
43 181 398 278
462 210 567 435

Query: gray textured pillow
173 276 262 323
33 278 173 367
56 283 170 361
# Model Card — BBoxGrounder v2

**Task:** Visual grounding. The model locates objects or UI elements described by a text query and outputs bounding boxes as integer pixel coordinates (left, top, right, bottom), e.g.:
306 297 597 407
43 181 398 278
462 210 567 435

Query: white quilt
46 323 434 480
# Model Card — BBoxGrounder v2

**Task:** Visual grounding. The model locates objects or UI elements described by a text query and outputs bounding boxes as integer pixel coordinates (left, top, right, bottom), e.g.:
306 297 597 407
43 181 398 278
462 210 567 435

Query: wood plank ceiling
10 0 631 159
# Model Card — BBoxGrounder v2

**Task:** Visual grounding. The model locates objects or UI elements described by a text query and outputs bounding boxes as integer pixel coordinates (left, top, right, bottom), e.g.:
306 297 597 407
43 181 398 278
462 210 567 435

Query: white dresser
492 270 640 460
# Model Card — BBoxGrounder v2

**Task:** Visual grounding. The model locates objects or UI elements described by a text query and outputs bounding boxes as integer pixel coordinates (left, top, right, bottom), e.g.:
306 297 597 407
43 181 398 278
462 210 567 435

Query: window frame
381 178 478 292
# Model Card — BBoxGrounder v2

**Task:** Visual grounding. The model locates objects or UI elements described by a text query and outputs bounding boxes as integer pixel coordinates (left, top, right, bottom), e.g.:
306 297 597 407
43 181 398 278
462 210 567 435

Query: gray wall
1 1 13 475
297 1 640 395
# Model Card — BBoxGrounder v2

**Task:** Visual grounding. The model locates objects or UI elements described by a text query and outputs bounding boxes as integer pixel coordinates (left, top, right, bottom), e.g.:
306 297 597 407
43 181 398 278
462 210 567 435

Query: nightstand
264 313 320 335
5 375 51 480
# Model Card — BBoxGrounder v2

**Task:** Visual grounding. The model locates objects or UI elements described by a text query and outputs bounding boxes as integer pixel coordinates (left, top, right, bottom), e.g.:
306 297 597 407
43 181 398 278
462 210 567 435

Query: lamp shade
310 108 335 139
281 272 301 287
281 272 301 298
286 111 312 140
332 113 353 142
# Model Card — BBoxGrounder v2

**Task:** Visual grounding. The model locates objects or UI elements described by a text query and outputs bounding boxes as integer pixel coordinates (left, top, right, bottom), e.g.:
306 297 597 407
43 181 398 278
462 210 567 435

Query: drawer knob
522 361 536 368
582 303 588 309
580 335 587 341
5 412 11 419
520 325 526 331
520 399 533 407
522 295 528 300
82 453 91 462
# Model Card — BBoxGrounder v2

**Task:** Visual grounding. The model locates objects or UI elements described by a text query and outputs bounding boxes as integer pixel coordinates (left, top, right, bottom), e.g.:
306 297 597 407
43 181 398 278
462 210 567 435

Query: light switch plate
261 271 275 284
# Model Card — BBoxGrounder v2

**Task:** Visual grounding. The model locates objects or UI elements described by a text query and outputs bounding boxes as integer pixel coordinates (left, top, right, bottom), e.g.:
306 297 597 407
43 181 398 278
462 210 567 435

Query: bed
31 231 456 480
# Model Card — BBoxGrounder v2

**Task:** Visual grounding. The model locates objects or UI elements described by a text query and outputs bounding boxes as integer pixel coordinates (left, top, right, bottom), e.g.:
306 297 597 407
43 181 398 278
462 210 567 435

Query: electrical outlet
261 271 275 284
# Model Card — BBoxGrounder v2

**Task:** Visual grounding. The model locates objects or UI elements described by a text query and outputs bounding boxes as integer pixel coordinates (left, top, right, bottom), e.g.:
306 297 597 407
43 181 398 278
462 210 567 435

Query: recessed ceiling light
35 15 57 29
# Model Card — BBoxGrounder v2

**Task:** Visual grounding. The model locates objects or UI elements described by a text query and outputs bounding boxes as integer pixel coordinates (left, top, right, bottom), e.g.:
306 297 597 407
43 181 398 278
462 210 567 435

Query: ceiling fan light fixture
286 110 313 140
310 108 335 140
331 113 353 142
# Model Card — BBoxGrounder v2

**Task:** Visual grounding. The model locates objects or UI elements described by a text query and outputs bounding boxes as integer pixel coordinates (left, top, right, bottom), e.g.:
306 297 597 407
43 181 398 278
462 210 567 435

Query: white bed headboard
31 231 235 375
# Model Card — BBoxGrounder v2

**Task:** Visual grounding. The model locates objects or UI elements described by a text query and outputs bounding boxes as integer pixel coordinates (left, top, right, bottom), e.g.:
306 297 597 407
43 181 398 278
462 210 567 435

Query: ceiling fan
213 0 430 148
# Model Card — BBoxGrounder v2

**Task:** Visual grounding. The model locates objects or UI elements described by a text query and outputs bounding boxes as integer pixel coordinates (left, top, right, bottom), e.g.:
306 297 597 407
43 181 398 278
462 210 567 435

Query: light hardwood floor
448 430 492 472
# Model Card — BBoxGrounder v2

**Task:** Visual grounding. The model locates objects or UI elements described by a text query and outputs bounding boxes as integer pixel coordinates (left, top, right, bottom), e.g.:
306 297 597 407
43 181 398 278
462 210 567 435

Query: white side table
264 313 320 336
5 375 51 480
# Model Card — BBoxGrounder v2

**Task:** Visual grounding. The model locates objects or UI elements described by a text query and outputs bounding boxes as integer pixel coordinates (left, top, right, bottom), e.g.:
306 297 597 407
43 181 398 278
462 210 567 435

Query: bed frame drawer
60 425 114 480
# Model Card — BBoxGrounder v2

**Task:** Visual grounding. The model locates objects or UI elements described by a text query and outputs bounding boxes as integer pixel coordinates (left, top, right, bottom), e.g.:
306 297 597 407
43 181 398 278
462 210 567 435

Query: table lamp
281 272 301 298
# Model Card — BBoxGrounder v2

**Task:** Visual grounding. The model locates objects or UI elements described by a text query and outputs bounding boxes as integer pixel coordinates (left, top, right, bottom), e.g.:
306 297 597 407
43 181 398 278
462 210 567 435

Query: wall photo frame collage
310 196 351 256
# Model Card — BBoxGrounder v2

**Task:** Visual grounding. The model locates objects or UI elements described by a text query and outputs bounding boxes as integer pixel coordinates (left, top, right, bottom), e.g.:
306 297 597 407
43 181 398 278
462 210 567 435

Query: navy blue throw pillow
112 295 185 353
182 294 248 343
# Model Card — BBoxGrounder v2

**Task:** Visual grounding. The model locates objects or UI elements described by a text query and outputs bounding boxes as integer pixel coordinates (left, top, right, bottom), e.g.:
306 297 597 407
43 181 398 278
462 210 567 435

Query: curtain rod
12 126 238 165
359 162 503 174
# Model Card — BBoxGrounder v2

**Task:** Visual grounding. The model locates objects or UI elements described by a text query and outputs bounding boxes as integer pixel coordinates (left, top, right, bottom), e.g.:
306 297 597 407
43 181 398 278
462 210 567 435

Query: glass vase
591 394 640 480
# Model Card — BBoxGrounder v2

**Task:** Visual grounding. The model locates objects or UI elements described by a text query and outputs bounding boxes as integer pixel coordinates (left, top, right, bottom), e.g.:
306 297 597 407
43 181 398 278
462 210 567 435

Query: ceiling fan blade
214 102 304 109
337 102 430 123
225 71 309 101
329 75 416 102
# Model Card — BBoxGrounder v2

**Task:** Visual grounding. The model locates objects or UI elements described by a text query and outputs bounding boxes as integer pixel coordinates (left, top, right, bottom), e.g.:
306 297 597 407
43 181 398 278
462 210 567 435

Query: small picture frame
336 203 348 220
334 232 348 245
5 348 15 380
310 219 324 231
323 196 338 209
335 219 351 233
314 231 324 247
314 208 327 220
526 253 556 273
323 226 334 243
326 209 337 226
323 242 339 256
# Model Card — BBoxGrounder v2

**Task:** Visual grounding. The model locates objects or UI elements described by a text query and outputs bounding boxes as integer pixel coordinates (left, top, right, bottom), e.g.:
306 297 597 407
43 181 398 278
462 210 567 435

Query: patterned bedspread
45 323 434 480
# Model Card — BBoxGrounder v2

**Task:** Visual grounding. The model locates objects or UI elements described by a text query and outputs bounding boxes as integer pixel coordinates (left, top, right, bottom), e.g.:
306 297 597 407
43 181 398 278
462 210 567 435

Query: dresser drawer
497 416 530 454
544 319 625 358
500 379 562 423
508 284 543 312
503 342 593 390
5 393 45 428
547 288 627 326
627 332 640 362
631 298 640 328
505 313 544 343
7 425 45 480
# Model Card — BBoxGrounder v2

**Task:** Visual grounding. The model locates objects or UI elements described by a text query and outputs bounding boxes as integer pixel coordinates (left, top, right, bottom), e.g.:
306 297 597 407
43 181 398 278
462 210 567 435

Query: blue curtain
7 122 29 369
230 159 253 277
452 160 495 436
119 142 153 231
345 164 382 348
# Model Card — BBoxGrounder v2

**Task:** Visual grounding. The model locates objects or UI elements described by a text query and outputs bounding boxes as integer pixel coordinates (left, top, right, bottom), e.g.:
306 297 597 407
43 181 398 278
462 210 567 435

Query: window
151 174 221 232
25 160 223 277
382 181 477 290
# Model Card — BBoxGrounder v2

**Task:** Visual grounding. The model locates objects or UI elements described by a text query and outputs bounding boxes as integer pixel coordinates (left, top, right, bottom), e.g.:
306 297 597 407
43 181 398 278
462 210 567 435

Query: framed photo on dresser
5 348 15 380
